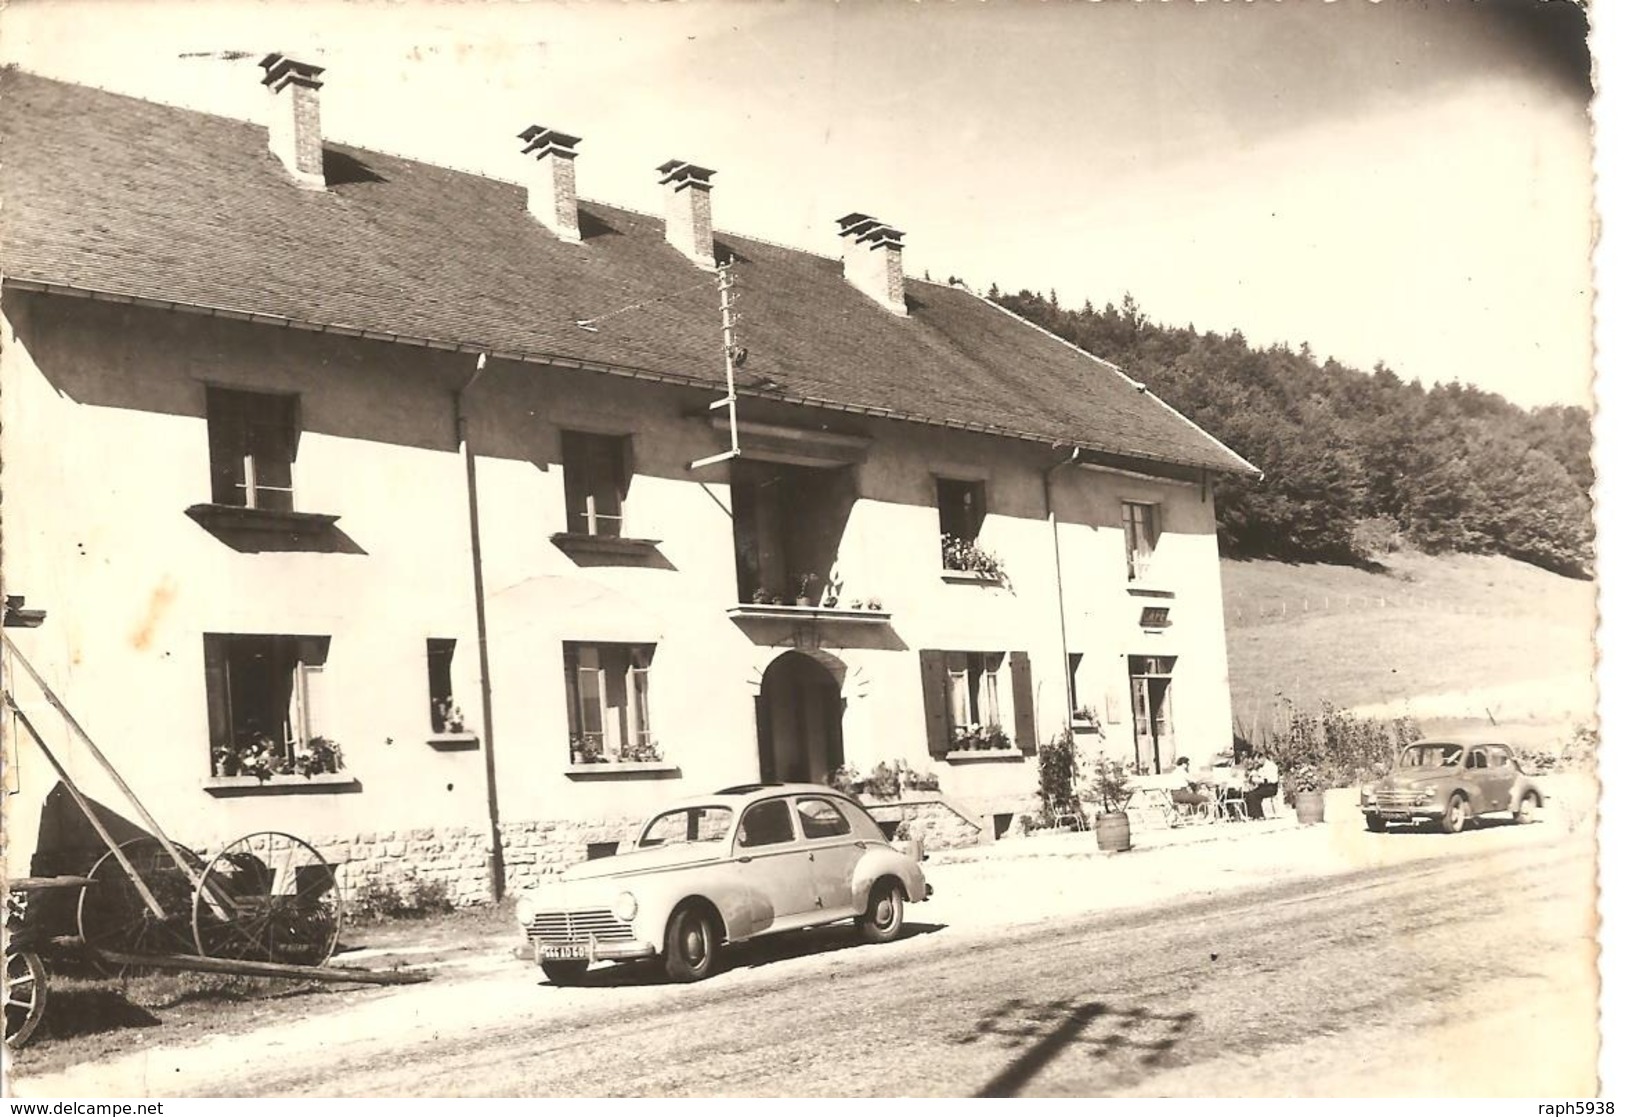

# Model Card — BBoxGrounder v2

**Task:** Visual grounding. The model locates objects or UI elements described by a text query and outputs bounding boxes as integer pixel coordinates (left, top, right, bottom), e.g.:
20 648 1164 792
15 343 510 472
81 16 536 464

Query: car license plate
539 942 590 960
1380 812 1411 821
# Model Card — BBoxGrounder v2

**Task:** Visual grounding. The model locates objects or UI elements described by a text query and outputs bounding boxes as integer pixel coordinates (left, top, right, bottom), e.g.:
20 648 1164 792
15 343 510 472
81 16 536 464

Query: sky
0 0 1600 411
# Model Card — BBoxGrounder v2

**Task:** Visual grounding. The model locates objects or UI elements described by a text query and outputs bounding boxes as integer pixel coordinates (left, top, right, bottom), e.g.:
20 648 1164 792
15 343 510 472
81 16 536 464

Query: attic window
207 388 298 511
937 477 986 543
562 431 629 537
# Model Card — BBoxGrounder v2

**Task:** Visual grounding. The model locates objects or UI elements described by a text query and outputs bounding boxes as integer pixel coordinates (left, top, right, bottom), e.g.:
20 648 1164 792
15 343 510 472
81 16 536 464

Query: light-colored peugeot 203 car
1359 739 1543 834
514 783 930 984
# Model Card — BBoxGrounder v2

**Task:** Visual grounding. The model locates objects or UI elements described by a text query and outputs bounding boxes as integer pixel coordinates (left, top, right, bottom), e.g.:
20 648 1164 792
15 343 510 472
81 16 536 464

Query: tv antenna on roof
689 260 745 471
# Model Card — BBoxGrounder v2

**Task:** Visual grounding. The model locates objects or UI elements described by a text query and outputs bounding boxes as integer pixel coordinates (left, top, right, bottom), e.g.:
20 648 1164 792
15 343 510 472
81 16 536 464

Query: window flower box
204 772 360 796
565 761 681 779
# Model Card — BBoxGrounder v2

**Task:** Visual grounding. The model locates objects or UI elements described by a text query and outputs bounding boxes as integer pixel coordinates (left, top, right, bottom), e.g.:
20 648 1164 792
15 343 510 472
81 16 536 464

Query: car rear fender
853 848 927 905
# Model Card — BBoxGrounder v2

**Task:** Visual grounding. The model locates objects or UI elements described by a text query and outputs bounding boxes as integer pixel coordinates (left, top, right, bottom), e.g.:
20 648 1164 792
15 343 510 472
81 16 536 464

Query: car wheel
857 878 906 945
1515 792 1539 825
663 904 720 983
1364 814 1388 833
1439 793 1470 834
540 959 589 986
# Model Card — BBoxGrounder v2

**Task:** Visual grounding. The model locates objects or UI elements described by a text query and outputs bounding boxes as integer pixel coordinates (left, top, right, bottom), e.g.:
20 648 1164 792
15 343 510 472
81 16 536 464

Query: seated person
1169 756 1213 812
1244 755 1281 819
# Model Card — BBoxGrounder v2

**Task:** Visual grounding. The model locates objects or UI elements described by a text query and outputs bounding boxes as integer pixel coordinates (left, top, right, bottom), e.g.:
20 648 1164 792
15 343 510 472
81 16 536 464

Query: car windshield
638 806 734 847
1401 744 1463 768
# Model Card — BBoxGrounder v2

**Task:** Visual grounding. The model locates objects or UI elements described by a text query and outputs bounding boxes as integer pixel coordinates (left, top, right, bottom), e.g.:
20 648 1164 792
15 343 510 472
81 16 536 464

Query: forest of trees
991 288 1595 577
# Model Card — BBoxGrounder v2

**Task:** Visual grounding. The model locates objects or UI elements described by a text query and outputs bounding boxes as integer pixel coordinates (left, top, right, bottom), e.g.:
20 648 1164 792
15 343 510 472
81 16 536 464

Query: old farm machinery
3 633 426 1048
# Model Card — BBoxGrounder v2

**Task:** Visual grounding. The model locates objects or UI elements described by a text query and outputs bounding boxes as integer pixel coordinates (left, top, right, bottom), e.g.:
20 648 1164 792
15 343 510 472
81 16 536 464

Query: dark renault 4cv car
1359 739 1543 833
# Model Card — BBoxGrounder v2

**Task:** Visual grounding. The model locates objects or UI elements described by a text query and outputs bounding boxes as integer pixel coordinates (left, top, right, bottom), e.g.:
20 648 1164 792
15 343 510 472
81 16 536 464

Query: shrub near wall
1243 699 1422 793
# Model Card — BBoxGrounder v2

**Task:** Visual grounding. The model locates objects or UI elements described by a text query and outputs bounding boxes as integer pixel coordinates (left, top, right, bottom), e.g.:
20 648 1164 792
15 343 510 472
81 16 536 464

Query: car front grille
1372 790 1427 810
526 909 635 944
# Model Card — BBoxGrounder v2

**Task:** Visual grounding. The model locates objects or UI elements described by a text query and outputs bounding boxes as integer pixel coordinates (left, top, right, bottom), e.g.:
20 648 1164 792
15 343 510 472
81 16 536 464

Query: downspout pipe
1044 446 1084 735
458 353 505 902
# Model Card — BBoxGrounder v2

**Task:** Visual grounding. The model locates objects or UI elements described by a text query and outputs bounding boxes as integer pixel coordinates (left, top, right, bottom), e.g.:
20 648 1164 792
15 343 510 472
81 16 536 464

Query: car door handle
738 856 753 864
808 852 816 861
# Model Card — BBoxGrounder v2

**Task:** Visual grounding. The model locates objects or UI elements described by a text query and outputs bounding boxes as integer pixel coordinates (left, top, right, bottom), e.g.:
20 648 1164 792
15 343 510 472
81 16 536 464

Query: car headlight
1359 784 1374 802
613 891 638 922
516 891 537 928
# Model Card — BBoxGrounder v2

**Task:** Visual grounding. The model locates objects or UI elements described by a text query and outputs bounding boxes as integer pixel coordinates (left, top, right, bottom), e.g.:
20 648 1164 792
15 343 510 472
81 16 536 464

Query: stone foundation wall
313 797 986 909
313 816 646 907
859 795 984 850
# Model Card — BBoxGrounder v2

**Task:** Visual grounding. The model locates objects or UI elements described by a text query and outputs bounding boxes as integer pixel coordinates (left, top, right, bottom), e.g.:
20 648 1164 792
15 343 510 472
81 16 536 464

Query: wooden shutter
919 650 951 758
203 634 232 761
298 662 329 744
561 432 589 534
1010 650 1037 755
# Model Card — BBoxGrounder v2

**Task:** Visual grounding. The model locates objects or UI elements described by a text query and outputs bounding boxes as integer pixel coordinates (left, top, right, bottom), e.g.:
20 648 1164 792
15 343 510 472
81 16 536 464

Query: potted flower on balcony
1072 705 1101 735
621 738 664 764
826 763 863 796
295 736 344 777
570 733 605 765
214 730 280 781
794 572 820 608
432 698 466 735
941 534 1008 581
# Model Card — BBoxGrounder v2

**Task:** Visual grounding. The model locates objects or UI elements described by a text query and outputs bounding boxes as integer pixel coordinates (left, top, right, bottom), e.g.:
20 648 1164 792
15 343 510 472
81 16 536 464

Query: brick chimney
259 53 326 190
837 213 907 316
518 126 582 243
656 160 716 270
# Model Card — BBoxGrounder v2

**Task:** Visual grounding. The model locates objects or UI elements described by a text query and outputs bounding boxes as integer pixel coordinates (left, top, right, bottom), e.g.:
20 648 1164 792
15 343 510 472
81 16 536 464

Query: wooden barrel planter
1094 811 1132 852
1294 791 1326 825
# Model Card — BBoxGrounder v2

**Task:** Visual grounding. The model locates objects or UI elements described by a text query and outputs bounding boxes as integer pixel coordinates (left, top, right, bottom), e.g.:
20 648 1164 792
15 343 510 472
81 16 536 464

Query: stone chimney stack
656 160 717 270
259 53 326 190
517 126 583 242
836 213 907 316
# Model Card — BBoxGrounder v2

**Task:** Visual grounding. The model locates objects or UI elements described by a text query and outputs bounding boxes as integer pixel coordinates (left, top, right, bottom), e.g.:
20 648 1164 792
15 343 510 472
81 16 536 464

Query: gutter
1044 446 1084 732
457 353 505 902
3 276 1256 482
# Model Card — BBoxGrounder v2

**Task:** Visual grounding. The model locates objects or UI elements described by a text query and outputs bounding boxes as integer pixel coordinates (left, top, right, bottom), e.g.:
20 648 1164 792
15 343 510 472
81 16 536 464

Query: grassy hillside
1220 552 1595 746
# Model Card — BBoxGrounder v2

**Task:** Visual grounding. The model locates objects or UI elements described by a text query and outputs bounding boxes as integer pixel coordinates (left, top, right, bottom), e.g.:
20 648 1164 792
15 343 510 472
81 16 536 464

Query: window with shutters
946 652 1007 748
206 388 299 511
563 642 661 764
204 634 341 779
562 431 629 537
920 649 1036 757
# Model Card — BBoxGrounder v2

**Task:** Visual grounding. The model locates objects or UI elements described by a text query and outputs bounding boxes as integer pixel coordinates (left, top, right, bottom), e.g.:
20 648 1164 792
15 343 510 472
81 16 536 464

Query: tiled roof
0 70 1257 478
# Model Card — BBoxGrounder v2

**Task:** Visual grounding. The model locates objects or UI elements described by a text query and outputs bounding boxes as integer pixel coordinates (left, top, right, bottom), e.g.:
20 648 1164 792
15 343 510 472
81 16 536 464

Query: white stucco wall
1 293 1236 879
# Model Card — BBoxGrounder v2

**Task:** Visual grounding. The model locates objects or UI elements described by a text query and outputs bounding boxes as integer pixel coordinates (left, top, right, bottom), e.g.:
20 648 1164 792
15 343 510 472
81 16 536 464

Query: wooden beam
93 951 432 985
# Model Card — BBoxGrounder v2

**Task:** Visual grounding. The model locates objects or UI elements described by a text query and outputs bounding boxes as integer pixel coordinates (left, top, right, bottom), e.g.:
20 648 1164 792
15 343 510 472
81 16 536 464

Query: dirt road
22 822 1592 1097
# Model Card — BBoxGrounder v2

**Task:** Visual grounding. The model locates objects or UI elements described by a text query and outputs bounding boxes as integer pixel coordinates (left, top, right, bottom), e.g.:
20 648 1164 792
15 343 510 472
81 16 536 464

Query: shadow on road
1367 817 1539 837
545 921 947 989
956 996 1196 1097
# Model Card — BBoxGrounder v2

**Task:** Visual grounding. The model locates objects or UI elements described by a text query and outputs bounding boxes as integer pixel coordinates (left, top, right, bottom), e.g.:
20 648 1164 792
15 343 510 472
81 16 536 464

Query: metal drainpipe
457 353 505 902
1044 447 1084 733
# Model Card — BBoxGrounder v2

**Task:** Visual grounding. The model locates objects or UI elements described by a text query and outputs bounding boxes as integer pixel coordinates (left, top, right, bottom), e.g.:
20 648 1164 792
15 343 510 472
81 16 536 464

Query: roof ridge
971 289 1263 477
4 67 1257 479
5 69 880 273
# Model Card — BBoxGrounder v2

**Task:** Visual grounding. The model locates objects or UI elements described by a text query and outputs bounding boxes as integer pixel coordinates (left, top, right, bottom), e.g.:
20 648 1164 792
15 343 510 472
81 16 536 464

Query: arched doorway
755 651 845 784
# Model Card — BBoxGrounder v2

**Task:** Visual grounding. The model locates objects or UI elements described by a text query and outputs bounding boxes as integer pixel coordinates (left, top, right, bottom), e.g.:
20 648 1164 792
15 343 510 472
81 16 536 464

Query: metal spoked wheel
1440 793 1471 835
5 950 48 1048
192 831 343 966
78 838 206 977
